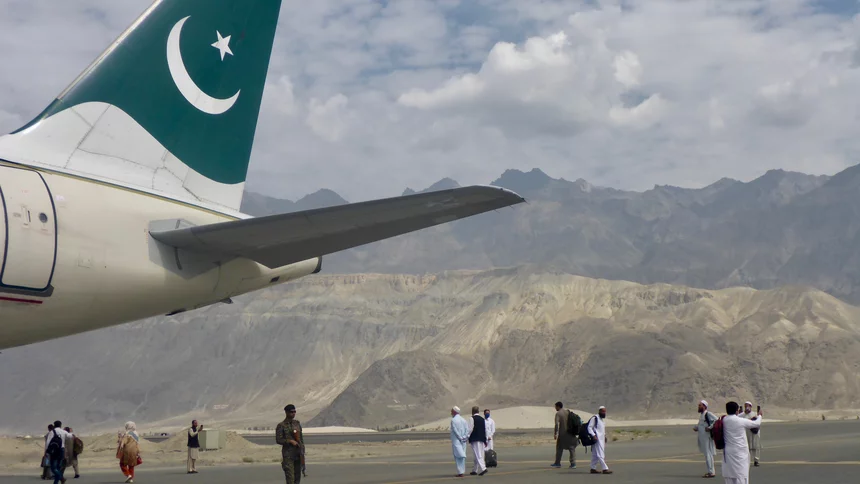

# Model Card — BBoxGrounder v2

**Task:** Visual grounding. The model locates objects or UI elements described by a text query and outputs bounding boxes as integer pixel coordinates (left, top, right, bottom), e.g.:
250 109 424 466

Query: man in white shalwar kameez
467 406 489 476
450 407 470 477
721 401 762 484
587 406 613 474
739 402 761 466
483 409 496 451
694 400 717 478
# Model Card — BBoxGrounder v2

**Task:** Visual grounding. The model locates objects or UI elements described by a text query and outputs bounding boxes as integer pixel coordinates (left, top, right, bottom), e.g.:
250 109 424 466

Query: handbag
136 454 143 466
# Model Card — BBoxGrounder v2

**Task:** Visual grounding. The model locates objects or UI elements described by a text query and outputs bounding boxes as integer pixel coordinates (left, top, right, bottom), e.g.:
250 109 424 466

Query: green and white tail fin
0 0 283 211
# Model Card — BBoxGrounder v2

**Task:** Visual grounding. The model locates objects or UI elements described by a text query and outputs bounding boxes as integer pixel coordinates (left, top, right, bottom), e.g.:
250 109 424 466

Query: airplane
0 0 524 350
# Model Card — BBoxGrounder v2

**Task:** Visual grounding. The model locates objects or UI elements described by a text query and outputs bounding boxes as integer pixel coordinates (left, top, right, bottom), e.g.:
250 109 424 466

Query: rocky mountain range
3 268 859 433
243 165 860 304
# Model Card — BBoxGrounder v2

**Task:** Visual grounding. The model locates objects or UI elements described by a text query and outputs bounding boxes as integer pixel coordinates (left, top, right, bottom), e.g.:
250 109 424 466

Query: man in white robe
483 409 496 451
693 400 717 478
467 406 489 476
587 406 612 474
739 402 761 466
450 407 469 477
722 401 762 484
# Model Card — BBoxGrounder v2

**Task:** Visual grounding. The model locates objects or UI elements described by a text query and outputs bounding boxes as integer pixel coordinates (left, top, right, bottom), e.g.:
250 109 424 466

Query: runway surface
4 421 858 483
145 430 537 446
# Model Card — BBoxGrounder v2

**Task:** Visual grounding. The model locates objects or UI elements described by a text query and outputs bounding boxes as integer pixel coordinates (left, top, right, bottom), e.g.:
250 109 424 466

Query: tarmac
144 430 538 446
3 420 858 483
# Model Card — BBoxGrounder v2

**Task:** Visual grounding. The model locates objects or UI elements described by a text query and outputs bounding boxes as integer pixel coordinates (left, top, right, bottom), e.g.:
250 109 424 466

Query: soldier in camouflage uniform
275 404 304 484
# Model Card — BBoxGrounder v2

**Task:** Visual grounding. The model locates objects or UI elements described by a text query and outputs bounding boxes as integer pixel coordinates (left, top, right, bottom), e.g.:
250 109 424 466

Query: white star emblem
211 31 233 61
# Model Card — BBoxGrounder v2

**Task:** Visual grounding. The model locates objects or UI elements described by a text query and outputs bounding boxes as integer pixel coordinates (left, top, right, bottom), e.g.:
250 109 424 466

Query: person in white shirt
466 406 489 476
587 406 612 475
721 401 763 484
187 420 202 474
44 420 69 484
450 407 469 477
63 427 80 479
693 400 717 478
483 409 496 451
739 402 761 466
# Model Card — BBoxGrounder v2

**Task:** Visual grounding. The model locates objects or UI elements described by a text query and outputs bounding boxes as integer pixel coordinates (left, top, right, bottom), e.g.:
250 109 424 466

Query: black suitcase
485 449 498 467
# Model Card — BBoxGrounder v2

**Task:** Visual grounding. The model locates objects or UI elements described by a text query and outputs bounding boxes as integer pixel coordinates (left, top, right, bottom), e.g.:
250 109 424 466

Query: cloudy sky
1 0 859 202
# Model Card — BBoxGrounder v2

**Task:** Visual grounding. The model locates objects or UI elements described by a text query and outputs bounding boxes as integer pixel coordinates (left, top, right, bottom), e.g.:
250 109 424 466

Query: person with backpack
586 406 613 475
551 401 579 469
739 402 762 467
44 420 69 484
693 400 717 478
63 427 81 479
721 401 762 484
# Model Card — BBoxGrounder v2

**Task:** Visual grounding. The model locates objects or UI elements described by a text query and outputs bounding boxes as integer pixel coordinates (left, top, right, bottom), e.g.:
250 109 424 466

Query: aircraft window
39 213 49 223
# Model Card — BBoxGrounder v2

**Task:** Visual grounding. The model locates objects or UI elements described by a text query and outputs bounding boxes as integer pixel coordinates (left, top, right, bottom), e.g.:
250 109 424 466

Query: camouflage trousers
282 457 302 484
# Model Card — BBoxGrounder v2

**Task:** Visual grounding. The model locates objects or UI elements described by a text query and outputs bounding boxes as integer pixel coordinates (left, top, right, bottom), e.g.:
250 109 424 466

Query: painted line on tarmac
606 459 860 466
651 435 860 461
326 458 860 468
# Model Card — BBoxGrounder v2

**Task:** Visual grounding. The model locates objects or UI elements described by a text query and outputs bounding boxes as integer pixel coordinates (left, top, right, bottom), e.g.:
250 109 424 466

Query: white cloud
613 51 643 88
609 94 667 129
398 74 485 108
264 76 298 116
306 94 351 142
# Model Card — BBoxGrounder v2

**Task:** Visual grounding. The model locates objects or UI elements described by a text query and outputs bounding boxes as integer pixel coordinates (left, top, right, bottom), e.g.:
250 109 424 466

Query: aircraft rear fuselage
0 164 320 349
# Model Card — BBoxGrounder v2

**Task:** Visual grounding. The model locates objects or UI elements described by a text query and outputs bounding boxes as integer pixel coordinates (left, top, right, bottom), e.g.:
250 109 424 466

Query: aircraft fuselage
0 164 320 349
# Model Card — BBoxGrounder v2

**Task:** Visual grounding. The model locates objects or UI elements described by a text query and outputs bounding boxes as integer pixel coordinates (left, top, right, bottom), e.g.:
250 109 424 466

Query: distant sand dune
409 406 703 430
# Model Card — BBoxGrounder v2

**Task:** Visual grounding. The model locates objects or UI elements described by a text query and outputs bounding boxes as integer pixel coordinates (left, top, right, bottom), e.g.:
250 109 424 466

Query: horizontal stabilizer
150 186 525 268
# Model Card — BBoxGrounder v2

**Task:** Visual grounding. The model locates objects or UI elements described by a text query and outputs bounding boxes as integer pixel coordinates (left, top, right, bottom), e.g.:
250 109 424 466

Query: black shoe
754 461 760 467
74 476 80 479
479 470 488 476
470 472 477 475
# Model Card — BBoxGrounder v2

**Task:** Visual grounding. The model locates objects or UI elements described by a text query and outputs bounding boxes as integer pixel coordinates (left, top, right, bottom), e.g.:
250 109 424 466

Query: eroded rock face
4 268 859 433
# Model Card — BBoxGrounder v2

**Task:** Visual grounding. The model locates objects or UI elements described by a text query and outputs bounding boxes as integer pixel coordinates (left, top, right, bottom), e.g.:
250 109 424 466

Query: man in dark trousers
468 406 489 476
275 404 304 484
187 420 201 474
552 401 578 469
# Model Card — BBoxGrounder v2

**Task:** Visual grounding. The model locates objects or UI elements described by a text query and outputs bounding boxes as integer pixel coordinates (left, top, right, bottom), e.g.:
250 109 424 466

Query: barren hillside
2 268 859 433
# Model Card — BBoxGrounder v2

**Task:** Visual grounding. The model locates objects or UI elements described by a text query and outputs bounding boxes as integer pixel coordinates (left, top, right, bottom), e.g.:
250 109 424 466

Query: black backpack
46 429 63 459
566 410 582 435
578 416 597 446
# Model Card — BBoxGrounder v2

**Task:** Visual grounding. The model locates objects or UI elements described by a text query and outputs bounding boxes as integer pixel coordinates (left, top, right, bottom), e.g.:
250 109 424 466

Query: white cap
452 406 461 414
744 401 752 407
598 406 606 410
700 400 708 408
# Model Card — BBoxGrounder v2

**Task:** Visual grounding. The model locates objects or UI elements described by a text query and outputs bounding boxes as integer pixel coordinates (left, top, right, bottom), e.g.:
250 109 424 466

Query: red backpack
710 416 726 450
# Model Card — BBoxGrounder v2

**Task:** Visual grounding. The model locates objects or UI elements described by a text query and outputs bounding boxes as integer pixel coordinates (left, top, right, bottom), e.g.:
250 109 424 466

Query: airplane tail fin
0 0 283 211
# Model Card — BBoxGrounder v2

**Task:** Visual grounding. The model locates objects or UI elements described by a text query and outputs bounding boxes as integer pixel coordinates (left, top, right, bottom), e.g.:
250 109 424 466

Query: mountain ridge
3 268 859 433
241 165 860 303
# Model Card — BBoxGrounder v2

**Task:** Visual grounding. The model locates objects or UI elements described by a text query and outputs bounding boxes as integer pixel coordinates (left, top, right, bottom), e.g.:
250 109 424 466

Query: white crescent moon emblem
167 16 240 115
